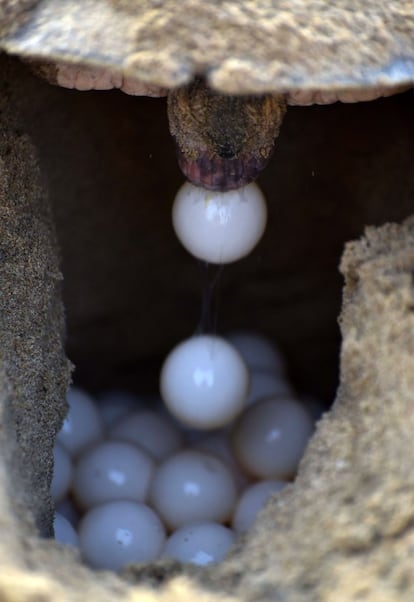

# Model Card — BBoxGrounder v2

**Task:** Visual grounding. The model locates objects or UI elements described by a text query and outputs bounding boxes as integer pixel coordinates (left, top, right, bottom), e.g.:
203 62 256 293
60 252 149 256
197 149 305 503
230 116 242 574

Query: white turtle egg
227 331 286 374
245 370 294 406
232 480 288 534
73 441 155 509
54 512 79 548
56 387 104 457
194 432 250 491
160 335 249 429
163 522 235 566
150 450 237 530
109 409 183 461
172 181 267 264
232 397 314 480
51 443 73 504
78 501 166 570
97 390 144 428
56 498 80 527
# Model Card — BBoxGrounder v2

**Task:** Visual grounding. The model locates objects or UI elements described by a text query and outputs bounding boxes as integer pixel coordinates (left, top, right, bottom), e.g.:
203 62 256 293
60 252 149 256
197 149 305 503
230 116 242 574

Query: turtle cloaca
167 78 286 191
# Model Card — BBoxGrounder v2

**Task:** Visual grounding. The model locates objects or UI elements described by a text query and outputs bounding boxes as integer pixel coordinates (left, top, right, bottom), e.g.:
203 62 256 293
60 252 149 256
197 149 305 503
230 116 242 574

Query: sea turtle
1 0 413 190
1 2 414 600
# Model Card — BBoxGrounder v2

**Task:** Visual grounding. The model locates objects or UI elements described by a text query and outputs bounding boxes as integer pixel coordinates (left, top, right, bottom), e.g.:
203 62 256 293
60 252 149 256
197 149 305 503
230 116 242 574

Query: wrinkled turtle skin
1 0 413 189
168 79 286 190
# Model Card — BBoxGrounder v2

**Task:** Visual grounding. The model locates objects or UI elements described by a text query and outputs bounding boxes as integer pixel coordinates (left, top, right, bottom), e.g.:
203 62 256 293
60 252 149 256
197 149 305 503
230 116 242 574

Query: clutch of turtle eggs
52 181 315 572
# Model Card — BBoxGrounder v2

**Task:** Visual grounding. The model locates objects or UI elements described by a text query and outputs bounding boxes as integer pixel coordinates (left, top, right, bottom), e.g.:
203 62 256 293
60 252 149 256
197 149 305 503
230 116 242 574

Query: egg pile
52 182 316 571
53 331 315 571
